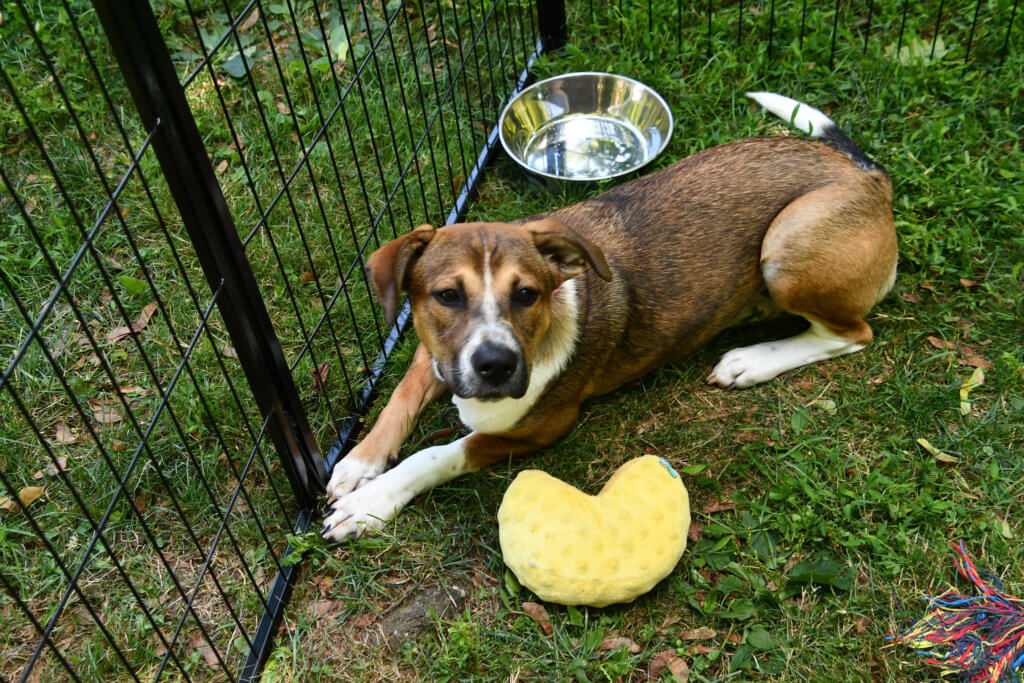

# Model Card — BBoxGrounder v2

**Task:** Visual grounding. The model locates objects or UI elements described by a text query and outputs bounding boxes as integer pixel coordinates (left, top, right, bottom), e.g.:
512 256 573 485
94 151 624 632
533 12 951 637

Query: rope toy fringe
889 542 1024 682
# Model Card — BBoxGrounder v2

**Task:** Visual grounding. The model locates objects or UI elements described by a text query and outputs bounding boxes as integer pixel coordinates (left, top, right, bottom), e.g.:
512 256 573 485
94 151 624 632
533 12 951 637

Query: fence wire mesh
1 0 537 679
1 0 1019 679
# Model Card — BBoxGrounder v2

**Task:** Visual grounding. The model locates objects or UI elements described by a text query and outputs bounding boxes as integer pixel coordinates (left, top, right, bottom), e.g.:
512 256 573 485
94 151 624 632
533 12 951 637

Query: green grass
2 0 1023 680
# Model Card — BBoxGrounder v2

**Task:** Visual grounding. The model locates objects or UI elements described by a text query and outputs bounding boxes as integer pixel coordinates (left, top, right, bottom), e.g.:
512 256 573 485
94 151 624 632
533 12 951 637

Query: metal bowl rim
498 71 674 183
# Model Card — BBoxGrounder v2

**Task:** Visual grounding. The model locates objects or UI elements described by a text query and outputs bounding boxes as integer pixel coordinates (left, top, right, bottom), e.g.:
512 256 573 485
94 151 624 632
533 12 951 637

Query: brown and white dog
322 92 897 542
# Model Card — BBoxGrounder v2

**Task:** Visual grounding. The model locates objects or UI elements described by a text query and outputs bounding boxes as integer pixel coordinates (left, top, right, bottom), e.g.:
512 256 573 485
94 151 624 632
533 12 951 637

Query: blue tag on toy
658 457 679 478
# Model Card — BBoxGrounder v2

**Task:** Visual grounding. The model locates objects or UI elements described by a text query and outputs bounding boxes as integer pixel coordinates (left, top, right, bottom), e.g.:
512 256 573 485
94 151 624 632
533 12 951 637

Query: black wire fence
0 0 1017 680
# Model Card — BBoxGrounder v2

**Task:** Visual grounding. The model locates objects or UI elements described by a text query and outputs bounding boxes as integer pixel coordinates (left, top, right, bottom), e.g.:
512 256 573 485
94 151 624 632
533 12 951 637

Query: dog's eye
433 288 463 306
511 287 540 307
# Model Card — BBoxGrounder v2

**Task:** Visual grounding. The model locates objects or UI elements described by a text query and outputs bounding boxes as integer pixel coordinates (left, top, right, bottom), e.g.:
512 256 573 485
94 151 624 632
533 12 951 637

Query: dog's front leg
322 432 538 542
326 343 446 501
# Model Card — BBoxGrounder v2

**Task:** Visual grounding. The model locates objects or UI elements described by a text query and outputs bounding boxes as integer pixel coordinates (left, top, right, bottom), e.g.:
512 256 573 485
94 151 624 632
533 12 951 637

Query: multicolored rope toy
889 542 1024 682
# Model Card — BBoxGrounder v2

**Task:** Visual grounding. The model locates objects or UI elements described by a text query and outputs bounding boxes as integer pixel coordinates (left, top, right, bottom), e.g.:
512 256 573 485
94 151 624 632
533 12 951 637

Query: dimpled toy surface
498 456 691 607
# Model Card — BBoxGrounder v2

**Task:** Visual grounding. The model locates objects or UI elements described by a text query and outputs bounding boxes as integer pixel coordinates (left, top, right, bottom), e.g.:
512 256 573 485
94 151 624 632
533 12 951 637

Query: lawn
2 0 1023 680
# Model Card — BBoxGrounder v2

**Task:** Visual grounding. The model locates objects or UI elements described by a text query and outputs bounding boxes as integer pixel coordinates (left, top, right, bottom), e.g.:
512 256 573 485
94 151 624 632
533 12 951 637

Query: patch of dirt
360 578 471 652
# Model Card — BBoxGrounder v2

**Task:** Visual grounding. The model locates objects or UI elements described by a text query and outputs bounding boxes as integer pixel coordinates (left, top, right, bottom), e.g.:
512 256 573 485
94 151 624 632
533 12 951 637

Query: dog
322 92 896 542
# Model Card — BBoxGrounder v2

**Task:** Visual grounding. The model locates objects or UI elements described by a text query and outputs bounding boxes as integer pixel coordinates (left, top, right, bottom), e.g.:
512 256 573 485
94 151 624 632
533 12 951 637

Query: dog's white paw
326 457 382 503
707 344 779 388
321 476 407 542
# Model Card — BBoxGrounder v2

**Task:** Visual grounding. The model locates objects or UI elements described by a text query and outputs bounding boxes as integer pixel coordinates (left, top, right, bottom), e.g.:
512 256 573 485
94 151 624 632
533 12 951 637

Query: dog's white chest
452 393 536 434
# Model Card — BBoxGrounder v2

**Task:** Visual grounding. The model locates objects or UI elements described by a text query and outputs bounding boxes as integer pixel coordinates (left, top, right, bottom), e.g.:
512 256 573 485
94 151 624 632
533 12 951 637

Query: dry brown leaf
702 500 737 515
647 650 689 681
107 302 158 343
688 643 716 656
103 255 124 271
854 616 869 634
899 292 923 304
300 270 316 283
191 636 220 668
90 398 122 424
679 626 715 641
600 636 641 653
276 101 290 115
33 470 45 480
783 553 804 575
661 614 682 629
522 602 553 635
311 362 330 394
959 278 981 288
215 159 228 174
960 356 993 369
352 612 375 628
926 335 956 351
45 456 69 477
239 8 260 31
726 632 743 644
220 344 238 359
687 521 704 543
55 422 77 446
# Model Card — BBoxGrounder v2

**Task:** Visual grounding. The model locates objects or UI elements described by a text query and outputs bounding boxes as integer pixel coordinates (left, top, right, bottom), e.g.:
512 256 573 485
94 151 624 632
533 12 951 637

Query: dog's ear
528 218 612 283
364 224 436 326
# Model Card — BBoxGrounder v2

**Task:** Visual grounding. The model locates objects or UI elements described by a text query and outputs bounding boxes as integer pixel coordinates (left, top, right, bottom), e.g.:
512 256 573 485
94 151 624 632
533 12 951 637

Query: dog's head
365 219 611 399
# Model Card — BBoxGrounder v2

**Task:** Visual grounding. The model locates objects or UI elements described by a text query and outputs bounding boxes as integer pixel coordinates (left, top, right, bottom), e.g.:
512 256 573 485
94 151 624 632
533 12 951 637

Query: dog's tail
745 91 891 200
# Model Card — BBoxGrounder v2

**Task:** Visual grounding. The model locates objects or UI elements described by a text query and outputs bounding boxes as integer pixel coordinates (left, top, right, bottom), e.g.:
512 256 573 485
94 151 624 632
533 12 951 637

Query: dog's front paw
321 477 407 543
326 457 382 503
707 345 776 388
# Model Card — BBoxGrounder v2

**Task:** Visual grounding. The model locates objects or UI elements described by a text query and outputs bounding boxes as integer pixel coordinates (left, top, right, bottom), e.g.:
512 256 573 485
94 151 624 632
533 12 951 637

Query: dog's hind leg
708 179 897 389
326 343 447 501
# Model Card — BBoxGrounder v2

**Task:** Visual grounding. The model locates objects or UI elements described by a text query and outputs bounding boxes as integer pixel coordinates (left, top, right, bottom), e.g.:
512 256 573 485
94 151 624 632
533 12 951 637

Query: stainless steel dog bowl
499 72 673 188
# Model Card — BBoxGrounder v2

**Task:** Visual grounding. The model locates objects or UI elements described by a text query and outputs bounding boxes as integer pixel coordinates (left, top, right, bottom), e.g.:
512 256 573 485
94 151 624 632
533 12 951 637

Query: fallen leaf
300 271 316 283
661 615 682 629
926 335 956 351
959 367 985 415
103 255 124 270
55 422 77 446
45 456 69 476
220 344 238 359
959 278 981 288
810 398 837 413
89 398 122 424
600 636 641 653
0 486 46 512
276 101 289 115
522 602 553 635
33 470 45 480
647 650 689 681
899 292 922 304
215 159 228 174
679 626 716 641
311 362 330 394
687 521 704 543
726 631 743 644
702 500 737 515
782 553 804 575
191 635 220 668
352 613 375 628
959 356 993 369
106 302 158 343
917 437 958 463
854 616 869 634
315 599 343 616
239 7 260 30
688 643 716 655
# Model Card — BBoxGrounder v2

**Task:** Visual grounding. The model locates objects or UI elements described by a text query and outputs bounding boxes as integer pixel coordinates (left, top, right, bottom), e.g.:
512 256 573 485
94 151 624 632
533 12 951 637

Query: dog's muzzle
449 339 528 399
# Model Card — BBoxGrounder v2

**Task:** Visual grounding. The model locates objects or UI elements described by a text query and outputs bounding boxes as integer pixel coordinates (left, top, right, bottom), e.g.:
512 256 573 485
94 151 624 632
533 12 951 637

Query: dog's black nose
471 343 518 385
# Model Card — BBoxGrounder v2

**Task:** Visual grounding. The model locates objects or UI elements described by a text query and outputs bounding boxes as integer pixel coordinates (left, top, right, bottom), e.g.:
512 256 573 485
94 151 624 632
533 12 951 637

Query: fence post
537 0 568 51
90 0 326 506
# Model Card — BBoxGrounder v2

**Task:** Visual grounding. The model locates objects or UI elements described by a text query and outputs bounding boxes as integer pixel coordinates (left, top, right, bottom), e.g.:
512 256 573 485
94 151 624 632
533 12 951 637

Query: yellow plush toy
498 456 690 607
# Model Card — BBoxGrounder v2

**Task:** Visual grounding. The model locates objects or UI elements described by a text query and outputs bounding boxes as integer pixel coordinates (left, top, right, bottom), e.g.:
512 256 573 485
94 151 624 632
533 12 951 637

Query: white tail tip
745 91 835 137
